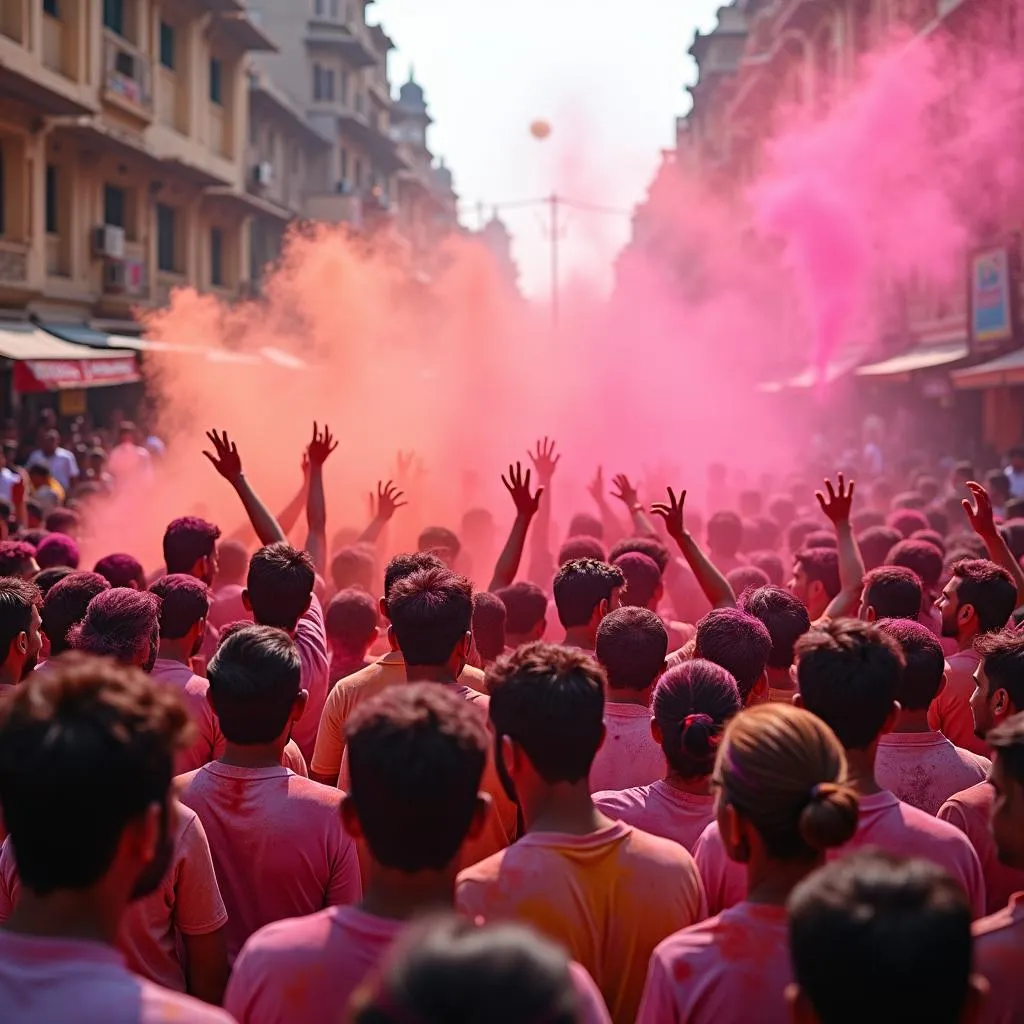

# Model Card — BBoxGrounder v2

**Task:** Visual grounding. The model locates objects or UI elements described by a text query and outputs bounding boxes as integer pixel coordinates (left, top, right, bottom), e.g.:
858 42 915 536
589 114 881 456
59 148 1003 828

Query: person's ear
340 795 363 841
651 719 664 745
465 793 492 843
128 801 162 869
960 602 977 630
291 689 310 722
596 598 609 622
786 983 821 1024
809 581 825 608
378 597 388 619
128 579 139 590
14 629 27 656
935 670 948 700
866 606 877 623
792 691 804 708
962 974 990 1024
881 701 901 736
242 589 252 612
993 686 1012 718
500 734 517 775
749 670 768 705
789 663 799 688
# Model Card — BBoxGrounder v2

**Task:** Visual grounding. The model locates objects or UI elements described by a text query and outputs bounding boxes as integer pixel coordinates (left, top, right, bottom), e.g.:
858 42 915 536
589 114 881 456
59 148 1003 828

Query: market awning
951 347 1024 389
0 322 140 393
758 348 868 393
855 339 969 381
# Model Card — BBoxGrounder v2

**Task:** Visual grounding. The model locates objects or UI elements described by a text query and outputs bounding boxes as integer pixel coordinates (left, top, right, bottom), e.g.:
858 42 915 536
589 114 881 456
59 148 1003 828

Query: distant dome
398 70 426 112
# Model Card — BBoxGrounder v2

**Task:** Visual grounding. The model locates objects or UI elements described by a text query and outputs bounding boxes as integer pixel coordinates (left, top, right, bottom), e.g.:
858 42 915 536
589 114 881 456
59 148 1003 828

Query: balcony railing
103 30 153 114
0 240 29 286
305 192 363 227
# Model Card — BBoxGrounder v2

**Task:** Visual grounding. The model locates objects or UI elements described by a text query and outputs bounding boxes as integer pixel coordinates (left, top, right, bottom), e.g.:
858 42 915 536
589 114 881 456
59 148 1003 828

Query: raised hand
370 480 407 523
203 429 243 484
528 437 561 486
587 466 606 504
815 473 855 526
651 487 687 542
307 421 338 467
611 473 640 511
963 481 997 538
503 462 543 518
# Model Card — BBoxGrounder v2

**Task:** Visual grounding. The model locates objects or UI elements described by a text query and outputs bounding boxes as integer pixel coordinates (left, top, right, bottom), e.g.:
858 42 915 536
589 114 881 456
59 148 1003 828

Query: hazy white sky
374 0 723 297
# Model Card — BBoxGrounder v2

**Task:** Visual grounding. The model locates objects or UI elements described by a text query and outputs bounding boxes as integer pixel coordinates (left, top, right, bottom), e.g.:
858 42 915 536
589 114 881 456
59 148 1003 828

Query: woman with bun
636 703 859 1024
593 660 742 852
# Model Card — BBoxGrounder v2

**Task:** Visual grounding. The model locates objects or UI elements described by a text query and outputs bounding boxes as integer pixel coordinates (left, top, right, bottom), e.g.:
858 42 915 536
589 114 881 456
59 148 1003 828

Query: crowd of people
0 416 1023 1023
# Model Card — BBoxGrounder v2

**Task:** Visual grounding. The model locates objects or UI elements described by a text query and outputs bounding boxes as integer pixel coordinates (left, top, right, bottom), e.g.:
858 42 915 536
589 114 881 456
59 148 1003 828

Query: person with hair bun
637 704 859 1024
593 660 741 852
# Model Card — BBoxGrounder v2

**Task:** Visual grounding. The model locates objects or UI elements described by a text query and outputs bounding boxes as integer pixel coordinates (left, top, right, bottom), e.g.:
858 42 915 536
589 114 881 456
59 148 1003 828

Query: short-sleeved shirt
150 659 224 775
929 650 990 757
0 931 232 1023
456 820 707 1024
939 782 1024 916
0 803 226 994
593 781 715 853
208 584 249 631
176 761 361 961
875 731 991 816
289 598 330 764
588 703 664 794
972 891 1024 1024
311 651 487 781
637 902 791 1024
694 791 986 918
28 447 79 490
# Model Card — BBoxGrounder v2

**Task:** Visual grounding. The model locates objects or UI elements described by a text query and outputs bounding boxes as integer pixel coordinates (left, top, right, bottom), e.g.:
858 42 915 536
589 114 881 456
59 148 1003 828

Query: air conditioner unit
253 161 274 186
103 259 127 293
93 224 126 259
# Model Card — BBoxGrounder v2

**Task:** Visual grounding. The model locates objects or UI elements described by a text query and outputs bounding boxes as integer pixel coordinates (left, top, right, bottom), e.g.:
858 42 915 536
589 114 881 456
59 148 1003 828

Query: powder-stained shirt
311 651 487 780
593 781 715 853
176 762 361 961
588 704 664 794
636 902 791 1024
875 731 990 815
929 649 991 757
939 782 1024 916
972 892 1024 1024
456 820 707 1024
694 791 985 918
150 659 224 775
0 932 233 1024
0 803 226 994
225 904 612 1024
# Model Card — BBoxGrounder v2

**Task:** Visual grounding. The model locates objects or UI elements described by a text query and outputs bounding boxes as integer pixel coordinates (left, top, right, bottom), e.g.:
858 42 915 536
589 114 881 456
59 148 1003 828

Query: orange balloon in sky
530 120 552 140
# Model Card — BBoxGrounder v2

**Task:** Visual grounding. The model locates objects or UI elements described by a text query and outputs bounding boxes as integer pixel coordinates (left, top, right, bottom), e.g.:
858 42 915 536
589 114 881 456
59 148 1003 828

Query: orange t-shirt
929 650 991 757
455 820 706 1024
972 891 1024 1024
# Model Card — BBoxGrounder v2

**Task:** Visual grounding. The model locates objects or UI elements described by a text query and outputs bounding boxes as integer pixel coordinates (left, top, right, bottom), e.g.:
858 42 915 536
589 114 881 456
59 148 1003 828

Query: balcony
0 240 29 287
102 30 153 118
305 18 377 69
156 67 188 134
305 192 363 227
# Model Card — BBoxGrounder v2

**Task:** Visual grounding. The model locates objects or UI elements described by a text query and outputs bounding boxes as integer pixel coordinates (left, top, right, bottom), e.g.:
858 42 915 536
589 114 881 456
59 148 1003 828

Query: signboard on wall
969 244 1018 351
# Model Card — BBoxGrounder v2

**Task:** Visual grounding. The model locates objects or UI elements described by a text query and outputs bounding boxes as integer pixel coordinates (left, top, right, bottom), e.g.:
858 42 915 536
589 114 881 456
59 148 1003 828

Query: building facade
0 0 274 327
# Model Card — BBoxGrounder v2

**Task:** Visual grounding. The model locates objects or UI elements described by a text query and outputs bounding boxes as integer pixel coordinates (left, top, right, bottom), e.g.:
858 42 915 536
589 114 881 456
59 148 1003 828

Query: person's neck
844 745 883 796
360 865 457 921
606 686 652 708
405 664 459 685
562 627 595 650
521 782 607 836
0 662 23 687
957 627 980 654
330 646 368 669
746 855 824 906
808 598 829 622
4 889 122 947
219 740 285 769
663 772 712 796
766 667 794 693
893 710 934 734
155 640 193 667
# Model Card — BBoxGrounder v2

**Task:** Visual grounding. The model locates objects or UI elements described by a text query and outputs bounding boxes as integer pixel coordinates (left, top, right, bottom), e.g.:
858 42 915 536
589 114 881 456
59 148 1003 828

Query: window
340 147 348 183
340 71 349 105
103 0 124 36
104 184 125 229
314 0 325 13
159 22 175 69
43 0 59 17
45 165 58 234
313 64 335 102
209 58 223 104
157 203 177 273
354 158 362 188
329 0 339 15
210 228 224 287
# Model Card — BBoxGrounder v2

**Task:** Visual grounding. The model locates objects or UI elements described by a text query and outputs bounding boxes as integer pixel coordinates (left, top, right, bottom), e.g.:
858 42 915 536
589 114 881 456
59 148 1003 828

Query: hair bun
798 782 859 852
680 713 717 758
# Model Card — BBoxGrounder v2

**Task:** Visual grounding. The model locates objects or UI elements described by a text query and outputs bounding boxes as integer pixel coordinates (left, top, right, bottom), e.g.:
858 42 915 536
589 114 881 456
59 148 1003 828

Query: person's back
455 643 705 1024
588 607 667 793
176 626 360 961
0 655 231 1023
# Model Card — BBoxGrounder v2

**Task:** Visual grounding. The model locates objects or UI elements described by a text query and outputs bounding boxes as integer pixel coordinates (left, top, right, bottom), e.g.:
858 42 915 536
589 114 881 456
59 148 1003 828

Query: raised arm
357 480 407 546
651 487 737 610
204 429 285 546
526 438 558 584
613 473 659 539
490 461 543 591
964 481 1024 607
587 466 628 544
817 473 865 622
304 422 338 575
227 454 308 546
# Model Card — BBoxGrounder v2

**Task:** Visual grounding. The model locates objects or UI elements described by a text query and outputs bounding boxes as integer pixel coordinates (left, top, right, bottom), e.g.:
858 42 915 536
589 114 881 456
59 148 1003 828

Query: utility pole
549 193 560 330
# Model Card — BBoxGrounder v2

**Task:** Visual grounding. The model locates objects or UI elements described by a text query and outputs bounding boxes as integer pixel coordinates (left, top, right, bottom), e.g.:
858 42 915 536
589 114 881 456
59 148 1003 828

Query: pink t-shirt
150 659 224 775
209 583 250 630
0 931 232 1023
694 791 986 918
875 731 991 815
939 782 1024 916
593 780 715 853
289 598 330 765
0 802 226 993
636 902 791 1024
929 649 991 757
176 761 361 961
588 703 664 794
972 891 1024 1024
226 904 612 1024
